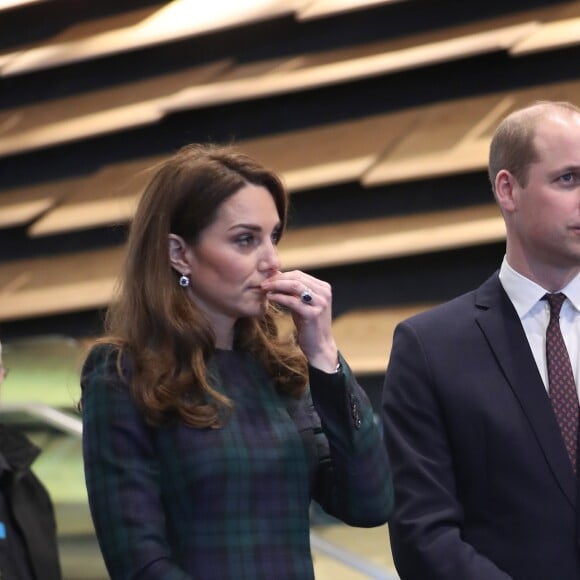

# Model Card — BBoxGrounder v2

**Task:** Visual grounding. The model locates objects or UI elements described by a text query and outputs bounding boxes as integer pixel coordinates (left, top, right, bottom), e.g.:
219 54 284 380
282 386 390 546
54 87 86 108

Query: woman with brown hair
81 143 392 579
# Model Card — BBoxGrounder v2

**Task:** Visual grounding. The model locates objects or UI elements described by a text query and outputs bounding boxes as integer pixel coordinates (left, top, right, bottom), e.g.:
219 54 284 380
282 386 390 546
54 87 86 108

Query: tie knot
544 292 567 317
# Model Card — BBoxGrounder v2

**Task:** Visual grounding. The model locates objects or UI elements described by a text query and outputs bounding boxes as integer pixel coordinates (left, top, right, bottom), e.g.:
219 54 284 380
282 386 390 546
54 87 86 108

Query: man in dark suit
382 100 580 579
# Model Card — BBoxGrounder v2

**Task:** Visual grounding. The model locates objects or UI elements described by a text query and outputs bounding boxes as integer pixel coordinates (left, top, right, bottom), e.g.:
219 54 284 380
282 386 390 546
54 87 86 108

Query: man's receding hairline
506 101 580 126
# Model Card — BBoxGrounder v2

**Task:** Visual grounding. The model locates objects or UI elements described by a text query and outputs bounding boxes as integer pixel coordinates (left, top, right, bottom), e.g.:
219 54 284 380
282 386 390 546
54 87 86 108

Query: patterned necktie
545 292 579 474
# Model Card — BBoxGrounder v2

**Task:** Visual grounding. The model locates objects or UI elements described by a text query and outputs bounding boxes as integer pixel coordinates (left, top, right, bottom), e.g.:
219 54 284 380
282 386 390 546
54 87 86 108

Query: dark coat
0 423 62 580
382 273 580 580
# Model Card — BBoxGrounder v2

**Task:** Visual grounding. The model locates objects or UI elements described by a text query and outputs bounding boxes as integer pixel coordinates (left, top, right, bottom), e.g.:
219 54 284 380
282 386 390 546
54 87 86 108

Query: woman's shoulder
81 342 131 389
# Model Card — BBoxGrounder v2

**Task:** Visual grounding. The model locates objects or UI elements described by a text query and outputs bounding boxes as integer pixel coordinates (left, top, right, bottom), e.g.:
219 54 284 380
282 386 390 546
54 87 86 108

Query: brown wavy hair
102 143 308 428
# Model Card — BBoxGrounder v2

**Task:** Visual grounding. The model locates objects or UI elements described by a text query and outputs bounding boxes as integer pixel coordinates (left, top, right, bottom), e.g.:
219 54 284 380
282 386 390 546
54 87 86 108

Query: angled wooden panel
332 305 432 374
0 5 551 158
1 0 298 76
298 0 406 21
0 0 52 9
295 4 565 68
510 3 580 55
0 176 80 229
475 79 580 143
27 110 417 237
28 155 166 236
0 166 104 229
297 0 404 20
0 60 230 158
237 109 418 192
0 247 123 321
363 77 580 186
161 22 536 112
279 204 504 270
362 93 512 186
0 5 161 68
45 5 161 43
164 14 541 114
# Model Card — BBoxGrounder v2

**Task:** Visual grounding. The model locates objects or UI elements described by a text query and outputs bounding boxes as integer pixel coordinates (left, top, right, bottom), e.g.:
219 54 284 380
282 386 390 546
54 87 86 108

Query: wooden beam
332 305 433 374
297 0 406 21
510 15 580 55
0 60 230 157
1 0 297 76
28 155 165 236
363 78 580 186
0 247 123 321
0 174 94 229
279 204 504 270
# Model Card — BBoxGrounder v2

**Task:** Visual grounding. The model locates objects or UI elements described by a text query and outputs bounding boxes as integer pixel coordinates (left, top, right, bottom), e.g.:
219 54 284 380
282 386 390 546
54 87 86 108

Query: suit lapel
475 274 577 507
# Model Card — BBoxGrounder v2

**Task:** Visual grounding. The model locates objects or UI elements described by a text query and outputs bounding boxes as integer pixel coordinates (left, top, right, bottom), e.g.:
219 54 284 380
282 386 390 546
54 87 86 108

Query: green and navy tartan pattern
81 344 393 579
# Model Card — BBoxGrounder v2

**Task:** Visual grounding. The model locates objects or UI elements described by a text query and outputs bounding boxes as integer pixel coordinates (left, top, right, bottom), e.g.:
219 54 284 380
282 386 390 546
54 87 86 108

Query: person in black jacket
0 340 62 580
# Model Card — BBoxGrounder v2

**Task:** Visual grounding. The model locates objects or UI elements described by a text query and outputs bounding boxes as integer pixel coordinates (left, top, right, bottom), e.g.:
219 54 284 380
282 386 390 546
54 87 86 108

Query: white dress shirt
499 257 580 398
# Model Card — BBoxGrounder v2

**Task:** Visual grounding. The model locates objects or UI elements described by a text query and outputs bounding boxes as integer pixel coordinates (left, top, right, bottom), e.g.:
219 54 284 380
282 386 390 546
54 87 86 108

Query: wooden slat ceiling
2 3 578 159
363 78 580 186
14 74 580 239
161 19 539 113
0 0 299 76
26 110 416 236
1 0 576 330
0 59 231 157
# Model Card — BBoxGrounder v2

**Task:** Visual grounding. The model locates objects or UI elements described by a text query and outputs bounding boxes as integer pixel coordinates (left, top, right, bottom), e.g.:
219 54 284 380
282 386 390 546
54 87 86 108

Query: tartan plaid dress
81 344 392 579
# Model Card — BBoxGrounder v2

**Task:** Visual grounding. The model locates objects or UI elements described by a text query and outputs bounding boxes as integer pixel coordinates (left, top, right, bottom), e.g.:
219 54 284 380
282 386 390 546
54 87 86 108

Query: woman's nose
259 240 281 273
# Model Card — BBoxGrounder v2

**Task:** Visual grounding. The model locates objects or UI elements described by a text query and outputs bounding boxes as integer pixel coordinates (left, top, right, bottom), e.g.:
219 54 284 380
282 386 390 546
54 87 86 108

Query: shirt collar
499 257 580 318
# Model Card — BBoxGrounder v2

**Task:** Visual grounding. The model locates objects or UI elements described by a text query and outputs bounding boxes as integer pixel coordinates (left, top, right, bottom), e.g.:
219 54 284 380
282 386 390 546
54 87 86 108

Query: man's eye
559 172 577 184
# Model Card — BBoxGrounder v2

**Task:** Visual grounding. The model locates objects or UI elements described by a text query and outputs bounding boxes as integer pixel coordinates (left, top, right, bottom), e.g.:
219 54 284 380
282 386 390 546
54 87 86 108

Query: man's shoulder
402 272 501 329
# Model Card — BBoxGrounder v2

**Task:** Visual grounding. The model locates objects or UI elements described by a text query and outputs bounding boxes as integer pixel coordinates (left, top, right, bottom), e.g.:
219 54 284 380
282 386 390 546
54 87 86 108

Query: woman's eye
271 230 281 245
236 234 255 247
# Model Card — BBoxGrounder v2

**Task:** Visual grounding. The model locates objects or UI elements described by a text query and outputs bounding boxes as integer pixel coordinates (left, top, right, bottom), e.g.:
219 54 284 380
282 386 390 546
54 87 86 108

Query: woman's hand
261 270 338 373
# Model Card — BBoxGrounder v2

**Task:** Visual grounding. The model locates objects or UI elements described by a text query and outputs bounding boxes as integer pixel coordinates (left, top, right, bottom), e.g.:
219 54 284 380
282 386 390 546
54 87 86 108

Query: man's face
510 112 580 275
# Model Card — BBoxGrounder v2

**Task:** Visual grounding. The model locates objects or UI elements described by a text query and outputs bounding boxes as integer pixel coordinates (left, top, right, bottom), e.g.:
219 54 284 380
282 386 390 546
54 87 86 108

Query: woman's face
180 183 282 333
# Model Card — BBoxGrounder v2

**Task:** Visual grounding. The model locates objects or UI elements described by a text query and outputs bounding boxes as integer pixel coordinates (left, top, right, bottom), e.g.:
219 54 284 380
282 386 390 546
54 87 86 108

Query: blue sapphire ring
300 288 313 305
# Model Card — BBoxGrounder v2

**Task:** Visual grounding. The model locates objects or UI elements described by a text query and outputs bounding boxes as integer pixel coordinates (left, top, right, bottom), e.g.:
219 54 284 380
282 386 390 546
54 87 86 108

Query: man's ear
168 233 191 274
495 169 518 213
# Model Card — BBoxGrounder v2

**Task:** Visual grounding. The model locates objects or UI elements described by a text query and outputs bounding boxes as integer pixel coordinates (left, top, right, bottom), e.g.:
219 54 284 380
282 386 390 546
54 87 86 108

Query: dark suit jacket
0 424 62 580
382 272 580 580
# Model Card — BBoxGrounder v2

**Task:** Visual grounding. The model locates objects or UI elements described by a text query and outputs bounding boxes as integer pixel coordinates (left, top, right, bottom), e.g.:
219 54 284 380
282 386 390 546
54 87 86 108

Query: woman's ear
168 233 191 274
